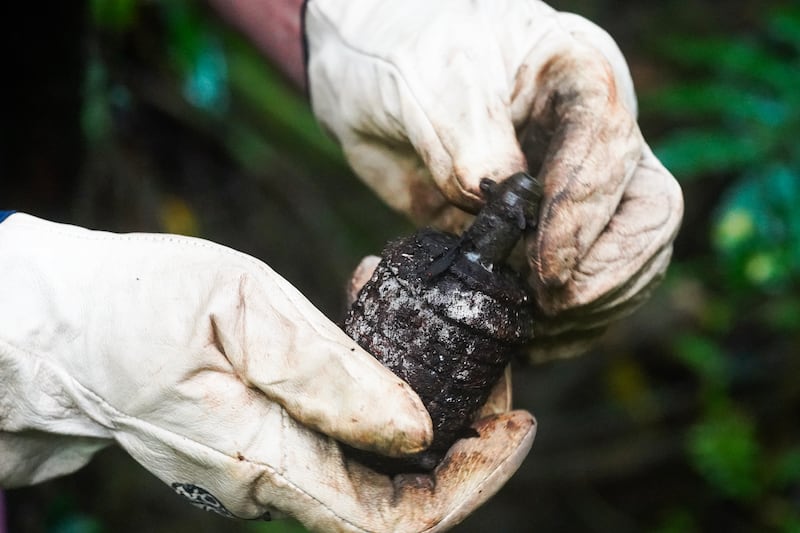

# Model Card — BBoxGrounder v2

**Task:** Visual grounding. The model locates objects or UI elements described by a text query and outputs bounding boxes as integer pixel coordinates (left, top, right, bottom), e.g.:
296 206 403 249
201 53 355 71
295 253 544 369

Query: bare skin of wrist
208 0 306 90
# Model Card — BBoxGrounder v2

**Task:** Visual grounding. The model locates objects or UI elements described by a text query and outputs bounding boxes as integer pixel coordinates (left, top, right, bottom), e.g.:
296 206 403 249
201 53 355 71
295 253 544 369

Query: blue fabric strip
0 211 16 223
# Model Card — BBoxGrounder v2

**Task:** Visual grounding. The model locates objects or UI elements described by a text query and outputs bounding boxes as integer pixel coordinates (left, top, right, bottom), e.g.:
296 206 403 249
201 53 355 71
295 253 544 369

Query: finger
529 245 673 341
405 51 528 212
530 145 683 315
478 365 513 417
211 266 433 457
519 44 643 289
401 411 536 532
523 246 672 363
277 410 536 532
329 5 530 213
573 243 673 319
346 255 381 306
527 326 607 363
117 349 533 532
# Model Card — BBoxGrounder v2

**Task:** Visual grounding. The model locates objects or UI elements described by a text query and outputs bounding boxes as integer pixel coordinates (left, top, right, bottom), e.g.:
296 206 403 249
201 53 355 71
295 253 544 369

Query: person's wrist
208 0 307 90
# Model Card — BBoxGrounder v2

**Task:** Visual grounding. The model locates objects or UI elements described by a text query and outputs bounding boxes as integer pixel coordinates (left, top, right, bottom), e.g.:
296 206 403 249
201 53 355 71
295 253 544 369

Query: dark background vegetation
2 1 798 532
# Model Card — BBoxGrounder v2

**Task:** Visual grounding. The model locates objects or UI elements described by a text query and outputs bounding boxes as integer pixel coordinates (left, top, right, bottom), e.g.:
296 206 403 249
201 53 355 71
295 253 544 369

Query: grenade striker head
465 172 543 265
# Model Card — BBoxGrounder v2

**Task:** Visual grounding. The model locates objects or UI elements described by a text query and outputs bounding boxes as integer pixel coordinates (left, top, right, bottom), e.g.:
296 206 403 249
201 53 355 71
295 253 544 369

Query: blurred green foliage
89 0 137 33
92 0 345 173
645 4 800 532
647 5 800 289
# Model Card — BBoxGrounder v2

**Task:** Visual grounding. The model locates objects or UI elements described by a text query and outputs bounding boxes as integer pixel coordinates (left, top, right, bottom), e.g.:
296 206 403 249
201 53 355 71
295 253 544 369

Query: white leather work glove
305 0 684 360
0 213 536 532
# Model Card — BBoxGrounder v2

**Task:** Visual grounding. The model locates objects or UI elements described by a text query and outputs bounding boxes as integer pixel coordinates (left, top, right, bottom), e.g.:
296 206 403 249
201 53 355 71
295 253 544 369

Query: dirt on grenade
342 173 542 474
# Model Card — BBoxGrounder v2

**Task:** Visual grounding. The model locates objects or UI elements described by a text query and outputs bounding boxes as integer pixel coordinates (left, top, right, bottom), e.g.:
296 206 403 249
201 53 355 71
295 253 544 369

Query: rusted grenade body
343 173 543 474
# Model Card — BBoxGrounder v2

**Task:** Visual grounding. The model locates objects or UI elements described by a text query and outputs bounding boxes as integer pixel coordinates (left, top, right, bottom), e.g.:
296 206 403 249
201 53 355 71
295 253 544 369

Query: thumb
210 264 433 457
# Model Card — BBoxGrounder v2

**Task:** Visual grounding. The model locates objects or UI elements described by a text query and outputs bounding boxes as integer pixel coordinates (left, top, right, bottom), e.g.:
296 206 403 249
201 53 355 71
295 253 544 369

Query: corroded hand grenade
343 172 543 474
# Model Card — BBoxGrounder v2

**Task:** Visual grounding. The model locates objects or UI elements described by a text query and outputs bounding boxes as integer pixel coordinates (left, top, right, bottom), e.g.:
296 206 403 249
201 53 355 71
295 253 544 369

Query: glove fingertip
529 230 575 290
315 343 435 457
421 410 536 533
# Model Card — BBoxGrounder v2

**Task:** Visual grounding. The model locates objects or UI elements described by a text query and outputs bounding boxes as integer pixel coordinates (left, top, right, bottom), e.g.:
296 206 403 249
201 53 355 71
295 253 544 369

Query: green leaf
773 448 800 487
712 165 800 288
768 5 800 52
671 334 728 385
81 59 112 144
643 82 765 121
653 129 763 179
782 516 800 533
159 3 230 113
657 35 738 69
652 509 699 533
90 0 138 32
181 36 229 112
687 409 762 500
715 40 799 95
762 297 800 332
657 33 799 93
714 207 756 251
225 38 346 171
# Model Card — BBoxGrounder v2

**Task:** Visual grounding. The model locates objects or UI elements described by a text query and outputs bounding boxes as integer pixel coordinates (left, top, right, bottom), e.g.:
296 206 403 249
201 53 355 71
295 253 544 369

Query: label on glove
171 483 277 521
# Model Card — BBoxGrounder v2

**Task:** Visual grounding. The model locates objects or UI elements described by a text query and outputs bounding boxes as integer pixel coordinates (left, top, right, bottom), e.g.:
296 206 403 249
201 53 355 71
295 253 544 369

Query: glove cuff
0 214 118 486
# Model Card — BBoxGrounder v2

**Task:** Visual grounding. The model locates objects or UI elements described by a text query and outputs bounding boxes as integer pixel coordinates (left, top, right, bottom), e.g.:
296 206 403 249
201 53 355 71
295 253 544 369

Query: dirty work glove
0 213 536 532
305 0 684 360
